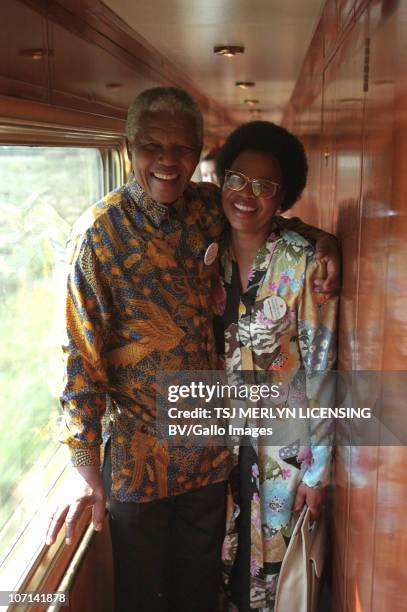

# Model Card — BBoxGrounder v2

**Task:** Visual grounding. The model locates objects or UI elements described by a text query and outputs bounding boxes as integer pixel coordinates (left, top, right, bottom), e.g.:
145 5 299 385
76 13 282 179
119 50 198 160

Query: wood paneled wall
284 1 407 610
66 525 114 612
0 0 236 141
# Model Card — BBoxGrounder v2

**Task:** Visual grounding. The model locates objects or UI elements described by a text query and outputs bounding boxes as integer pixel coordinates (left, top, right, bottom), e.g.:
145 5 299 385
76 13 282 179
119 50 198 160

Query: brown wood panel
284 20 324 125
332 546 346 612
332 10 366 371
41 0 164 75
0 1 49 101
372 447 407 611
48 21 158 113
381 91 407 371
332 445 350 577
354 0 370 19
0 1 48 86
0 94 124 137
283 78 324 229
285 2 407 611
295 132 324 228
0 74 48 104
321 0 340 60
1 0 235 140
369 3 407 608
355 1 402 374
316 55 338 235
43 0 237 130
337 0 356 31
345 446 378 611
67 524 113 612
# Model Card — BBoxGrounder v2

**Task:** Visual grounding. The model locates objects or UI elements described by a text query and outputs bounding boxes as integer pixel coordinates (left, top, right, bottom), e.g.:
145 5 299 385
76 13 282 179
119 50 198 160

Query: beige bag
275 506 326 612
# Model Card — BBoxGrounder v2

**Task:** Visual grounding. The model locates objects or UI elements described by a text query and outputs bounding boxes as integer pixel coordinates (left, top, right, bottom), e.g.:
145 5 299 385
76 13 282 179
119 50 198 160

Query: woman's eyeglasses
223 170 281 198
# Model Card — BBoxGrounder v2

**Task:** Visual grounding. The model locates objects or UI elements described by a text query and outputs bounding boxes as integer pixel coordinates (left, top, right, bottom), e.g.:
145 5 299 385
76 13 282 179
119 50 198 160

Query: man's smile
151 171 179 181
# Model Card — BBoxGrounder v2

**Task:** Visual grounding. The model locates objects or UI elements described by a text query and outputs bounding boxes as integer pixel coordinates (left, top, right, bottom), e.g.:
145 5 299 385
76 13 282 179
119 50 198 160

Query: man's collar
125 172 169 228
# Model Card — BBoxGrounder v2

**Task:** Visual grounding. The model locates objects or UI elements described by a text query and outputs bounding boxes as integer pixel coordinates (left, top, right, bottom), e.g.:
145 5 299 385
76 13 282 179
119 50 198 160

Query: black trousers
103 442 227 612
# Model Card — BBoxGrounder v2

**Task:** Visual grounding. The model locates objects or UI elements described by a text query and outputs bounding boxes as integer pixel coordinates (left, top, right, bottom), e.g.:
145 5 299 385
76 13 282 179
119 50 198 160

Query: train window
0 146 109 589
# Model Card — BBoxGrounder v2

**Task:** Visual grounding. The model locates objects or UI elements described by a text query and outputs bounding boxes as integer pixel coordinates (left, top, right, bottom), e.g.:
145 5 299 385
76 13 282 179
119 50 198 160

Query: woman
213 121 338 611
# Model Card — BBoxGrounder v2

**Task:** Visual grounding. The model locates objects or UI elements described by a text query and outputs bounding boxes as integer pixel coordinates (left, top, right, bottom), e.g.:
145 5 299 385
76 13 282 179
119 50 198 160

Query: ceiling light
244 99 259 106
338 98 362 103
20 48 51 60
235 81 255 89
214 45 245 57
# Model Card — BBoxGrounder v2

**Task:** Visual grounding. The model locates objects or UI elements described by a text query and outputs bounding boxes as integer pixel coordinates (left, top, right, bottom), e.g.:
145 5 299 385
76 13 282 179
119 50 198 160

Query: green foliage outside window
0 146 103 561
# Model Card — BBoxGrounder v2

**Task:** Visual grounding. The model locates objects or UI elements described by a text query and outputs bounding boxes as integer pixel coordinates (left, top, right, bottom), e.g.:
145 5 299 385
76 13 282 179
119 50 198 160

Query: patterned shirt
60 173 230 502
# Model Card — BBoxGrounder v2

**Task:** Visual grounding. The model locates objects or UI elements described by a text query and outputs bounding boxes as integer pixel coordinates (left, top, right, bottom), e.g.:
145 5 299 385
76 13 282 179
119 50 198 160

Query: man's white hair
126 87 203 143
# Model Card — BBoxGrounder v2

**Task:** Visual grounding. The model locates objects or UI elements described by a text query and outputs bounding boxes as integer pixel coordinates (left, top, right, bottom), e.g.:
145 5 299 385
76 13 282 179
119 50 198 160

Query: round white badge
263 296 287 321
204 242 218 266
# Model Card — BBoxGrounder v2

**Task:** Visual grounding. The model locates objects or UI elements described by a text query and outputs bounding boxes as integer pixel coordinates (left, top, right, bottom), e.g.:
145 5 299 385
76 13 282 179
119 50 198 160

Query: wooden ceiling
0 0 324 143
102 0 324 130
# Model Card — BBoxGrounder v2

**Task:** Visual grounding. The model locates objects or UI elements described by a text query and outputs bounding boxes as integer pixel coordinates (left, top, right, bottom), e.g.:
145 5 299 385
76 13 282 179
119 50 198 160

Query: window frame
0 121 125 606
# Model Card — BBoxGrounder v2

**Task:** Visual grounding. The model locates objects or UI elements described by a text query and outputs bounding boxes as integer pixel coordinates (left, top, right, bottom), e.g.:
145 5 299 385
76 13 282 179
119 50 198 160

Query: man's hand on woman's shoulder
314 235 341 295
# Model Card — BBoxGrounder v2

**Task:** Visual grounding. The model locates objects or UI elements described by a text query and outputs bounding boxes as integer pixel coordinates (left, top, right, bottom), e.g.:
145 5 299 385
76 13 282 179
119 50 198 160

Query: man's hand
314 235 341 295
293 483 326 520
45 465 106 546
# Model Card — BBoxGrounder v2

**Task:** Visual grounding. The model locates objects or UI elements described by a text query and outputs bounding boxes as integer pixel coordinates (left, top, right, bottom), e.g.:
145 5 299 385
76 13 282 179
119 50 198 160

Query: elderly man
45 87 339 612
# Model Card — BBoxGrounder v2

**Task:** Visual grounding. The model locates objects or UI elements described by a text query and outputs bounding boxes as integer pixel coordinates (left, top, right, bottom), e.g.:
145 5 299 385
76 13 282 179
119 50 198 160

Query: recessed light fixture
244 99 259 106
20 48 51 60
235 81 255 89
214 45 245 57
338 98 362 103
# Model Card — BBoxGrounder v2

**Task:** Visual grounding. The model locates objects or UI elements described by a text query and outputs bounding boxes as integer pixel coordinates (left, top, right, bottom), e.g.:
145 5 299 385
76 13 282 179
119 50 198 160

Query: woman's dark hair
216 121 308 211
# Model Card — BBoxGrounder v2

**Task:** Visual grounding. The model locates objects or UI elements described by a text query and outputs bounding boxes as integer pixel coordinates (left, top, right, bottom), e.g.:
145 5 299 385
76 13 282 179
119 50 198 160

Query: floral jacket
214 219 338 609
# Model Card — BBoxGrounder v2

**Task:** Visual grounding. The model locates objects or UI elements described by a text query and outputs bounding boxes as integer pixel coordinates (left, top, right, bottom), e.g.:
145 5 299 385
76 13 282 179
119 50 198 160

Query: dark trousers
103 443 227 612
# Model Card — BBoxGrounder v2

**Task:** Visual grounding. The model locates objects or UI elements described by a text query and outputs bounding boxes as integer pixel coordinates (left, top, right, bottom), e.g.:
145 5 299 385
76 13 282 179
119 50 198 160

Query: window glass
0 147 104 578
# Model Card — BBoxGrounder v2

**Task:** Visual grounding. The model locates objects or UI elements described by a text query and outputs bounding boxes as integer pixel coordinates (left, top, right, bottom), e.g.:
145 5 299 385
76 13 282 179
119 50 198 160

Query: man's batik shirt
60 173 231 502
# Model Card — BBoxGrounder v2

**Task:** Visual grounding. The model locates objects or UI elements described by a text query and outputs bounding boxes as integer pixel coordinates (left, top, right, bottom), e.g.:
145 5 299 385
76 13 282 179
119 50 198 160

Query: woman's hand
293 483 326 520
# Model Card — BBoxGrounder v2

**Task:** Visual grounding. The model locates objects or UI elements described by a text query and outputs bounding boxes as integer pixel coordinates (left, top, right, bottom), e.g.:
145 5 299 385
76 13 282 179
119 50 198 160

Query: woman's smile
232 198 258 214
